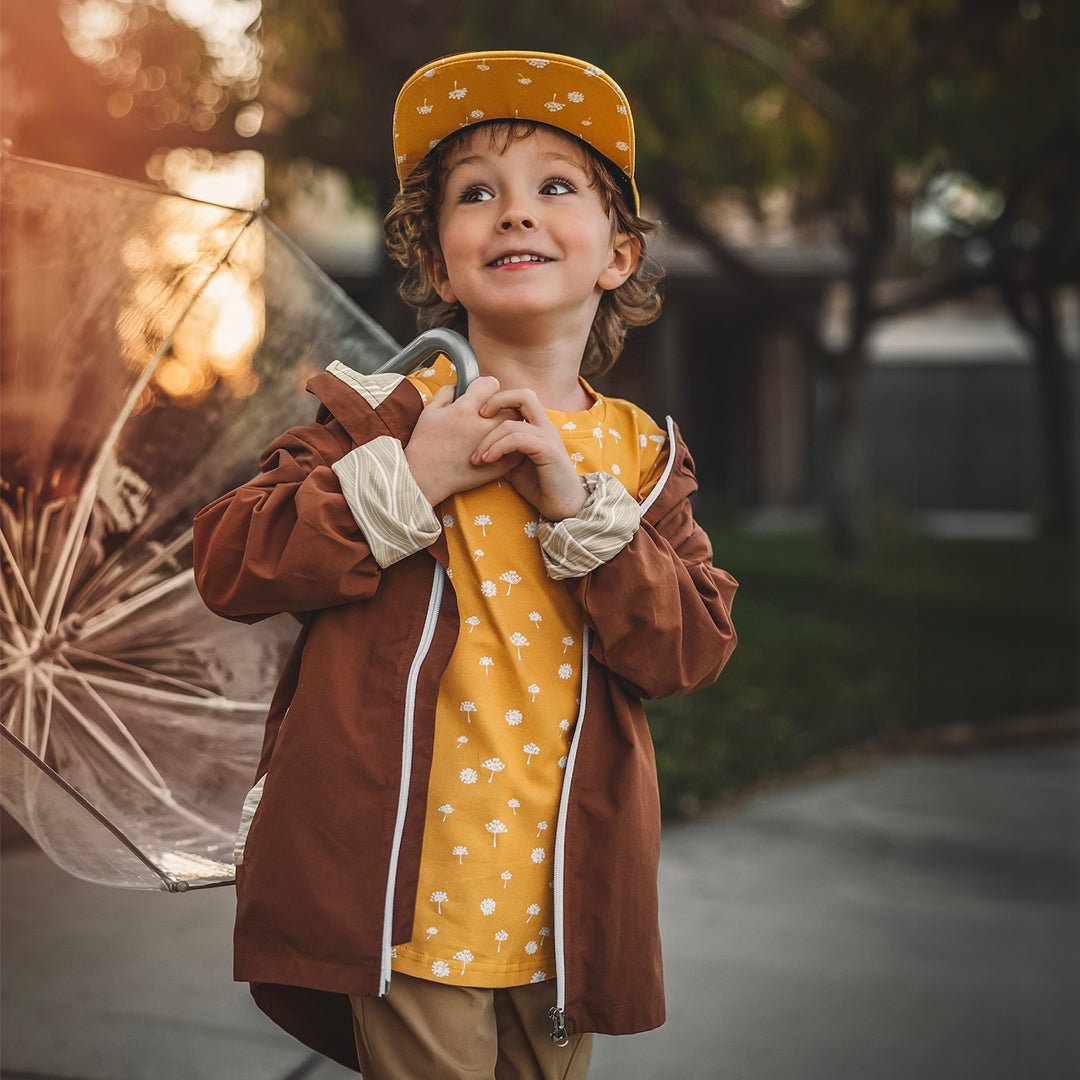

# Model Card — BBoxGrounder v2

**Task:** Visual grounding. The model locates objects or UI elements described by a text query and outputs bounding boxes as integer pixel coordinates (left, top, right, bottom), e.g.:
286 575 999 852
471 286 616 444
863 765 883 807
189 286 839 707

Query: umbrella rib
64 646 225 701
0 527 40 643
35 498 72 595
36 665 57 760
78 569 196 639
0 722 176 889
0 618 29 659
0 596 29 653
0 670 24 732
62 663 268 713
43 680 234 842
45 658 169 789
20 666 34 745
36 208 264 634
75 528 194 620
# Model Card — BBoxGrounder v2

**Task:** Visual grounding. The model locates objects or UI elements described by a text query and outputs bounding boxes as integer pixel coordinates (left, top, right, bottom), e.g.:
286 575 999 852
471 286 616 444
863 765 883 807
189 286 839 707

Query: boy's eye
541 178 575 196
460 185 493 203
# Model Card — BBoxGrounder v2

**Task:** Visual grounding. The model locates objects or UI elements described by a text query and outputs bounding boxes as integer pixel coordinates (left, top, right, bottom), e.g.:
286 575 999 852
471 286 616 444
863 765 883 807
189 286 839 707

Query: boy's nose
500 215 535 231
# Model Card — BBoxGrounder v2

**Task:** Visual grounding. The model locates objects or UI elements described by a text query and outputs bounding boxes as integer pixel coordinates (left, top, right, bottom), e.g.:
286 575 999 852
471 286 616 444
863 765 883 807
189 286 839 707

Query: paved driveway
2 741 1077 1079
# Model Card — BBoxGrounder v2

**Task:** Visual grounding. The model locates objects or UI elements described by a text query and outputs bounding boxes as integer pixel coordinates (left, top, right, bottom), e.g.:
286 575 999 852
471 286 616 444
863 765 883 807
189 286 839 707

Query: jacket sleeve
192 415 388 621
564 438 737 701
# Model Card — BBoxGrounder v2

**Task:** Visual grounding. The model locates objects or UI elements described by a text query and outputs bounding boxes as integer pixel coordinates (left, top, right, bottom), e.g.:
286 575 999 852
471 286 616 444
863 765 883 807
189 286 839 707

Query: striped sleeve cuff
331 436 441 568
536 471 641 581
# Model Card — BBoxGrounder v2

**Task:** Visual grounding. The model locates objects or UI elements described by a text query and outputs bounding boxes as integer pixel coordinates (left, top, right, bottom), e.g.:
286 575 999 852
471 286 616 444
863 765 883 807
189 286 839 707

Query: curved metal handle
372 328 479 400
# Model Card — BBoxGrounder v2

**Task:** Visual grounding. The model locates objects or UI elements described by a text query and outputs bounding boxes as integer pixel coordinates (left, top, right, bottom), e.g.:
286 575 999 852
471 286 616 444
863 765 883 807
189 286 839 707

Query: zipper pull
548 1006 569 1047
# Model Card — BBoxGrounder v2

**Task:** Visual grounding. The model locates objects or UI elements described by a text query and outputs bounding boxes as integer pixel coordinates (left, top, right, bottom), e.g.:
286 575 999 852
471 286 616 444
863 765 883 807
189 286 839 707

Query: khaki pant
350 973 592 1080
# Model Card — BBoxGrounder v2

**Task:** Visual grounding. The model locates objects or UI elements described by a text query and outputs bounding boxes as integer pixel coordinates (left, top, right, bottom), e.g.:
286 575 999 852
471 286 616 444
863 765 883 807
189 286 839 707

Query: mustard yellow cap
392 50 639 213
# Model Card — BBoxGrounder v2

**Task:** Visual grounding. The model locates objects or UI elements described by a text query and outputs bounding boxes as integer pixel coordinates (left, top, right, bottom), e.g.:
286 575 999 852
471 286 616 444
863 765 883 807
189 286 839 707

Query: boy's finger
479 388 545 424
426 382 456 409
459 375 501 406
473 425 551 465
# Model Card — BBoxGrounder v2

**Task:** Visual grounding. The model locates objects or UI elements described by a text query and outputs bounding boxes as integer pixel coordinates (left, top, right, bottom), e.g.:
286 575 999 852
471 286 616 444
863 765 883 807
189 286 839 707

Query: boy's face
431 126 637 339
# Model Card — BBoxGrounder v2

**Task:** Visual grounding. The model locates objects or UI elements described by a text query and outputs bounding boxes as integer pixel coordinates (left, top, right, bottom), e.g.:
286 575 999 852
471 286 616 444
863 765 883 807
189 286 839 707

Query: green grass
645 508 1079 815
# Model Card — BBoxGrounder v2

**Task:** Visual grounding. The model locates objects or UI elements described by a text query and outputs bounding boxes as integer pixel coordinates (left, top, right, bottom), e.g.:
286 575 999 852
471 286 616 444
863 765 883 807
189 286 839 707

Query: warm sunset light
118 149 266 406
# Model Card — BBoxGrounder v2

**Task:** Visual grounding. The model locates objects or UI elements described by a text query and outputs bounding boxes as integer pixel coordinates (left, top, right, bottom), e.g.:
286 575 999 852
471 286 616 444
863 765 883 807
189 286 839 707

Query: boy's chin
465 299 600 334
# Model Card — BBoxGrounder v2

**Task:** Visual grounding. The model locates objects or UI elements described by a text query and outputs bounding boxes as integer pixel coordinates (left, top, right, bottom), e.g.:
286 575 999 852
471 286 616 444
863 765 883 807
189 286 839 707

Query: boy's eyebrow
538 151 590 171
446 154 485 174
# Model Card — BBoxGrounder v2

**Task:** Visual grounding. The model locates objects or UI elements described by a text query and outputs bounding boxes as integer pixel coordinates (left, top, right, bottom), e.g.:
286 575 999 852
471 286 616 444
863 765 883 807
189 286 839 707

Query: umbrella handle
372 328 480 400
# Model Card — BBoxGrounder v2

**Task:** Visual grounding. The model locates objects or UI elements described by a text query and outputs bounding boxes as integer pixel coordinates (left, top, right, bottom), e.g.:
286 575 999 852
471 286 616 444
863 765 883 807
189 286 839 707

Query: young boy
193 50 737 1079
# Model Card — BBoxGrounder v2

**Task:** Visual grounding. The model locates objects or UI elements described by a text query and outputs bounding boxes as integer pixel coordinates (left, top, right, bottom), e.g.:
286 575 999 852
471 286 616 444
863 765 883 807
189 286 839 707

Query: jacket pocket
233 774 267 867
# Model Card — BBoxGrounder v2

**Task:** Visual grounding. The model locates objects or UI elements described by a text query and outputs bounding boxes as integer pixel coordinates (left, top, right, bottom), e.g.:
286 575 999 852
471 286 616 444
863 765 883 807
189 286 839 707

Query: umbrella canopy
0 154 472 891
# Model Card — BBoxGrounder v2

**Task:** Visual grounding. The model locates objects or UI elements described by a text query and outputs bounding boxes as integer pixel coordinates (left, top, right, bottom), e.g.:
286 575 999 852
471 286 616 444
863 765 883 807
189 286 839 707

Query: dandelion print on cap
392 51 639 212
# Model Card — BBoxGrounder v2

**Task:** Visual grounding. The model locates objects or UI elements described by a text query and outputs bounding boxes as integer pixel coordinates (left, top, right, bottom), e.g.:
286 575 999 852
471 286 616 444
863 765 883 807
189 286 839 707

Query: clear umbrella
0 153 475 891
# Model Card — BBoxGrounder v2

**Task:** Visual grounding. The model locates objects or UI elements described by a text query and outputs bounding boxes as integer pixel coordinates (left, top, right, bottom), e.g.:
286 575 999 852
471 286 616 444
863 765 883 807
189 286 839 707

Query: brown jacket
192 366 737 1071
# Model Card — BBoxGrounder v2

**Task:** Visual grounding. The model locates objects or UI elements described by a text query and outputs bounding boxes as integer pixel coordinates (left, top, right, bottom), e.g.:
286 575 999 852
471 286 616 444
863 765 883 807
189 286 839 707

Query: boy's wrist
536 472 641 580
402 442 446 508
541 477 588 522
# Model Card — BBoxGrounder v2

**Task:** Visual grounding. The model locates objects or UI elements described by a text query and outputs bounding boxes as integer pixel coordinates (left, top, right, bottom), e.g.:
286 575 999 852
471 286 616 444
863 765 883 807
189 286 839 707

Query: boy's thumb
429 382 456 408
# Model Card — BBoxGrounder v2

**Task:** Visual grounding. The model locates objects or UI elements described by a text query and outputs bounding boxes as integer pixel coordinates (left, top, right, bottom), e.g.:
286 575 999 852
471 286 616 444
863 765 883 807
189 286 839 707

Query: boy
193 50 737 1079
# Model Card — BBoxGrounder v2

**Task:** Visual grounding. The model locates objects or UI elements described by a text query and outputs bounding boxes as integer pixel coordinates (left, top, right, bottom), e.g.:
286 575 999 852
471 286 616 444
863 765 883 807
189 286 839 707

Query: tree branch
661 0 856 128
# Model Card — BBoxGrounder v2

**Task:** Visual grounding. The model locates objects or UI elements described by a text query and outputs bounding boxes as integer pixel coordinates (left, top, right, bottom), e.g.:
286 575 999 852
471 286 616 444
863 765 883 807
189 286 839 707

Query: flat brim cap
393 50 638 213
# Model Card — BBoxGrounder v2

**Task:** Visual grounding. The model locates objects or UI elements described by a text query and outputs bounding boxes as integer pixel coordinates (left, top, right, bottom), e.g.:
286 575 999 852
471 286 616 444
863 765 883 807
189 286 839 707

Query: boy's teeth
494 254 547 266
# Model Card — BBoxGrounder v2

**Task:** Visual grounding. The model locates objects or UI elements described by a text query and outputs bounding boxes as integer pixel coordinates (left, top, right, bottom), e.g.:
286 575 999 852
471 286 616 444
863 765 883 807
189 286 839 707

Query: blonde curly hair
384 121 662 377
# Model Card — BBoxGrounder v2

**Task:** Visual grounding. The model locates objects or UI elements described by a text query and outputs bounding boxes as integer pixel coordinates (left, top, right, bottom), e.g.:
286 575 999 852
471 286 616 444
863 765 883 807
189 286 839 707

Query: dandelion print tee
391 355 668 988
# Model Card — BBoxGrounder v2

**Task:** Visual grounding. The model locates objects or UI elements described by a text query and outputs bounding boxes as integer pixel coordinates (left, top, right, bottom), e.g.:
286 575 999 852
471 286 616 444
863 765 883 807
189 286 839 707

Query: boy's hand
404 377 523 506
471 388 588 521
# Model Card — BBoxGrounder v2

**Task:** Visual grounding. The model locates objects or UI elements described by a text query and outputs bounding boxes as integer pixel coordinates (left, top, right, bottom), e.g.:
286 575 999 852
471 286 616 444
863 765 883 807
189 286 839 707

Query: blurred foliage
647 506 1078 815
14 0 1076 281
249 0 1080 234
246 0 1079 544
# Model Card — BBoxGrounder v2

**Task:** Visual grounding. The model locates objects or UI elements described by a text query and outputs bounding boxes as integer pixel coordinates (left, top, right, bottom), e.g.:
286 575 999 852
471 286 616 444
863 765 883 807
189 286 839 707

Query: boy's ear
597 232 640 292
426 251 458 304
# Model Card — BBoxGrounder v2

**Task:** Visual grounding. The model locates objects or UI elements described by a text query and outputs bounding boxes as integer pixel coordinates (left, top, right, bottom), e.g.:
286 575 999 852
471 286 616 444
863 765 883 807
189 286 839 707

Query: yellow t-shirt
392 356 667 987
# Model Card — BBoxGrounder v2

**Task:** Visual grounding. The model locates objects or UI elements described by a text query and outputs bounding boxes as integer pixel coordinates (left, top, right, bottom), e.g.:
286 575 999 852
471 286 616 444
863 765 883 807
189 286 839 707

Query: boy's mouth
489 253 553 268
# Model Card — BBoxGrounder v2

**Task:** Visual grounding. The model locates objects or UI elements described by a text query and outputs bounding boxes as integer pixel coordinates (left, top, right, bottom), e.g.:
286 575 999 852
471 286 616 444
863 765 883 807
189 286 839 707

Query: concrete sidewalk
3 740 1078 1079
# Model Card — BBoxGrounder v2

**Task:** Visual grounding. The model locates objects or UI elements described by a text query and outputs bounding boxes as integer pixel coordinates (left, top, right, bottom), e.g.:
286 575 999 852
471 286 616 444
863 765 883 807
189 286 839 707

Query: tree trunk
1030 286 1077 539
821 163 891 561
821 344 871 560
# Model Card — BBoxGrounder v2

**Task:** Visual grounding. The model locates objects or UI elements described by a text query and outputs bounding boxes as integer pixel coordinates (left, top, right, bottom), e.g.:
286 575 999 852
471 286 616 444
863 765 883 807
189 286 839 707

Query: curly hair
384 121 663 376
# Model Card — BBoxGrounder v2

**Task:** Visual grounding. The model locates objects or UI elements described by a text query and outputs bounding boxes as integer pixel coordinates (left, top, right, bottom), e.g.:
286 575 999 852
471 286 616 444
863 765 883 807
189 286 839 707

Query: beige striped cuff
536 471 641 581
331 436 441 568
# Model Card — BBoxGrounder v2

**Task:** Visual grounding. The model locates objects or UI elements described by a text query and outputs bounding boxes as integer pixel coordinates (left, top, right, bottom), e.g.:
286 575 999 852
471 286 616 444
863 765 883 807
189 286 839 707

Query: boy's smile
432 125 636 343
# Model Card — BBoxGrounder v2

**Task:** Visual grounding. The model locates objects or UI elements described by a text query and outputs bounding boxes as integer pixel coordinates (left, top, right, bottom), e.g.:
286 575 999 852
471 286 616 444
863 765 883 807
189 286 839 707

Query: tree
645 0 1079 547
2 0 256 178
28 0 1076 545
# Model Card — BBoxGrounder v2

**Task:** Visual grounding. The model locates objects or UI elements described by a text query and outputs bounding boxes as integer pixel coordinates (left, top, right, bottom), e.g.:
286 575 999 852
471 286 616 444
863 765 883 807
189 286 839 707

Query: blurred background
1 2 1078 1078
4 0 1075 813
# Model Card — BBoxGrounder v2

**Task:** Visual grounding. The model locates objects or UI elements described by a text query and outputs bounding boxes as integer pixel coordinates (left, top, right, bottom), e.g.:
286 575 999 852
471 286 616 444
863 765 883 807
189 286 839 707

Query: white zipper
548 418 677 1041
639 415 677 517
550 624 591 1042
379 562 445 994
